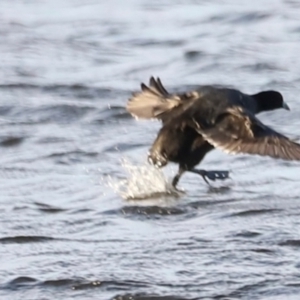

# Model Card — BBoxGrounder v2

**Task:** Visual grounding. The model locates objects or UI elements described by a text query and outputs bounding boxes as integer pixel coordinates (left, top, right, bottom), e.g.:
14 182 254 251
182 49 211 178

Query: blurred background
1 0 300 299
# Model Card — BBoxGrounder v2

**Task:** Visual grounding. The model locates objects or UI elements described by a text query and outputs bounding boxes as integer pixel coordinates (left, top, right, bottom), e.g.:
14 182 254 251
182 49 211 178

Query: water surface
1 0 300 299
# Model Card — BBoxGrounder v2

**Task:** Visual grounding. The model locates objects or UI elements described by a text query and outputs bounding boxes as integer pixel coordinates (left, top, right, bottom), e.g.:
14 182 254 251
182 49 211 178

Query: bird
126 76 299 188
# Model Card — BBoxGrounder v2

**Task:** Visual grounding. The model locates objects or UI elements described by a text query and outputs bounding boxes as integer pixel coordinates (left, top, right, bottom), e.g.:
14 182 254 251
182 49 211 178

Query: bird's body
127 77 297 187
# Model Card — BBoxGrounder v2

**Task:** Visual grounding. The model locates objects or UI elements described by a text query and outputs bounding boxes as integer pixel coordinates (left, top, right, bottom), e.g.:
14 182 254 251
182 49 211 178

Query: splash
104 158 181 200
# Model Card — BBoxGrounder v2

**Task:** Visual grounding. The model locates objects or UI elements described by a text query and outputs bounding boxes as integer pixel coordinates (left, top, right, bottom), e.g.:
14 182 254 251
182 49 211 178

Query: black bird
126 77 299 188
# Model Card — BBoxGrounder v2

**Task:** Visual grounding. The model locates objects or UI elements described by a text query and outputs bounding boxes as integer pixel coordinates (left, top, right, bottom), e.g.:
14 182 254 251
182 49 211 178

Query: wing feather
126 77 200 122
199 107 300 161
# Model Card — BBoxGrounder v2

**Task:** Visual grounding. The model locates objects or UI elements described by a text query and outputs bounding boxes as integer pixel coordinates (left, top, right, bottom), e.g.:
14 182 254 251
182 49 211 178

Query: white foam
104 158 180 200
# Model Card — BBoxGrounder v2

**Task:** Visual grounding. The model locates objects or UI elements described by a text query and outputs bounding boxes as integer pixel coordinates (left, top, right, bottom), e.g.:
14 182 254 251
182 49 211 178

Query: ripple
186 198 237 209
227 208 282 217
0 106 13 116
233 231 261 238
43 278 83 288
0 83 119 100
42 84 115 100
249 248 275 254
0 136 24 147
206 11 271 24
230 12 271 24
184 50 206 61
213 279 278 299
91 106 132 124
0 167 46 179
0 236 57 244
6 276 37 290
113 294 193 300
278 239 300 247
123 38 185 48
104 205 187 217
7 104 94 124
103 142 146 153
31 104 94 123
34 202 66 213
36 136 72 144
5 277 82 290
47 150 99 165
72 279 149 291
240 62 283 72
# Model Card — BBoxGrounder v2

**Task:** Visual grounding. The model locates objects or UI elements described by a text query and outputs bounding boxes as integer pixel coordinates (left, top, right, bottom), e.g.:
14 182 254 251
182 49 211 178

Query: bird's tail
126 77 179 119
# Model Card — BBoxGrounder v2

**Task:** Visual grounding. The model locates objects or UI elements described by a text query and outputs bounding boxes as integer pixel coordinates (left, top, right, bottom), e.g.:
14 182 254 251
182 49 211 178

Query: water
1 0 300 299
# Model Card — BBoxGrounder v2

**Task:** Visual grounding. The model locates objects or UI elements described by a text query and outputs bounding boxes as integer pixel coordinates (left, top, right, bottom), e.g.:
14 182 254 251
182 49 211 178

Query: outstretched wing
198 107 300 160
126 77 200 123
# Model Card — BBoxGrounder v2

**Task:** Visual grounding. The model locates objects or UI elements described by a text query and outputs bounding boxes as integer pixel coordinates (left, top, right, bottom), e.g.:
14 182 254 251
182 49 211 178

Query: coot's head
252 90 290 113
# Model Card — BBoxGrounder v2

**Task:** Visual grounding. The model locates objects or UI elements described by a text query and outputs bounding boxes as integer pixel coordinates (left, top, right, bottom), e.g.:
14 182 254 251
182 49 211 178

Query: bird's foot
190 169 229 185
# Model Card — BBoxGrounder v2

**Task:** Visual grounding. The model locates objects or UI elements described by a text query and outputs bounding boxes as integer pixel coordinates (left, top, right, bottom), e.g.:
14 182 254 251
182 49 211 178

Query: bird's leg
188 169 229 185
172 167 229 188
172 167 185 188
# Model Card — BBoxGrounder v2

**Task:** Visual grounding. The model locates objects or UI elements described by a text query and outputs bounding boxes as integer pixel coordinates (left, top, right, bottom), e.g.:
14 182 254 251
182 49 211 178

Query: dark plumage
127 77 298 187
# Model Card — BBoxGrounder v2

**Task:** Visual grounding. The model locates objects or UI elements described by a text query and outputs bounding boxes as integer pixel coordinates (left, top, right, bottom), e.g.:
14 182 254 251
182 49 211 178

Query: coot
127 77 298 188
